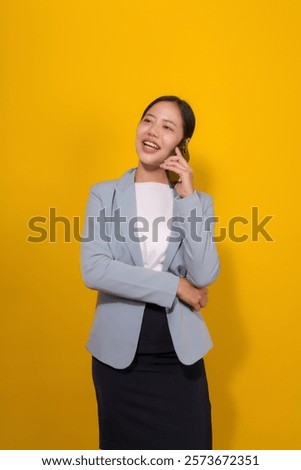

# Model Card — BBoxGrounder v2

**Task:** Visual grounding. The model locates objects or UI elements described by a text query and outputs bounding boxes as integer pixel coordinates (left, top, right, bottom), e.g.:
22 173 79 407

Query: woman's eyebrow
163 119 177 127
145 113 177 127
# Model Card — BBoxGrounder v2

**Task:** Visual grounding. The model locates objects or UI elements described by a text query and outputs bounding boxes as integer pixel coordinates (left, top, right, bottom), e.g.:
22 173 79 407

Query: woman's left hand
160 147 194 198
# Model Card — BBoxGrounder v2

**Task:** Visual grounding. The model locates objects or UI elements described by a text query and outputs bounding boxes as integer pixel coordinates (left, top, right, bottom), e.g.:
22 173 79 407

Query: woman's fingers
177 278 209 311
161 148 190 168
200 287 208 307
198 287 208 308
160 147 194 198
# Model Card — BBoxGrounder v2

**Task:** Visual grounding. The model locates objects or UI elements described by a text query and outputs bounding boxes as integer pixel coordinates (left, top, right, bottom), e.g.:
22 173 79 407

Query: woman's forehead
144 101 183 124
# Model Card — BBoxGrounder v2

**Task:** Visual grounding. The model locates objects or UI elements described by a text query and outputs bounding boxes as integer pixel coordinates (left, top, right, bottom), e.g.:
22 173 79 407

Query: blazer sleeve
80 187 179 308
173 190 220 287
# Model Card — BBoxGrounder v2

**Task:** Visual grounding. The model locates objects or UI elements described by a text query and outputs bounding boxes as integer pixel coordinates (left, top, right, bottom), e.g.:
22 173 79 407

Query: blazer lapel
161 190 183 272
115 168 144 267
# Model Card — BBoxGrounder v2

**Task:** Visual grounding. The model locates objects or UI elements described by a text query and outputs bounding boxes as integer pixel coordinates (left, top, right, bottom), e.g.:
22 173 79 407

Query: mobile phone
167 138 190 186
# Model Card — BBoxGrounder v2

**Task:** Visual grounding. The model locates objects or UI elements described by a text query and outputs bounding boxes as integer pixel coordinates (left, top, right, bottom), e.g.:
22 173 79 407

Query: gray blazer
80 167 220 369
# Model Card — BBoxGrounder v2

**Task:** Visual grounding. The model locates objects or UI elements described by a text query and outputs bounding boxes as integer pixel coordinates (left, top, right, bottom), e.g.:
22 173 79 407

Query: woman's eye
143 118 151 123
163 125 172 130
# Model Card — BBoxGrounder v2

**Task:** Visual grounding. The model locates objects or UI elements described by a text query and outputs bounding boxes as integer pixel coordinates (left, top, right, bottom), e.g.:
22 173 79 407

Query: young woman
80 96 220 450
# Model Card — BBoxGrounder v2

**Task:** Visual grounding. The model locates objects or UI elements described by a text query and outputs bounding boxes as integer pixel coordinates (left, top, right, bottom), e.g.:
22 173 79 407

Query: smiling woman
80 95 220 450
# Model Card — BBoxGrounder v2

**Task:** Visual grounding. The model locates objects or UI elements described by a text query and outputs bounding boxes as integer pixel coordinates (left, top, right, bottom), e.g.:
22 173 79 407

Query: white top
134 182 174 271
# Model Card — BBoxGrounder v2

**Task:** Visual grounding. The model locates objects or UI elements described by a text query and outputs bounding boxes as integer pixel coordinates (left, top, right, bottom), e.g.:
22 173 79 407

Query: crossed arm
80 187 220 310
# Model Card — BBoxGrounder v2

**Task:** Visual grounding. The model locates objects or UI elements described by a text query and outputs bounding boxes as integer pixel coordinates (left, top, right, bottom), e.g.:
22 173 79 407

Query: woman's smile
142 139 161 152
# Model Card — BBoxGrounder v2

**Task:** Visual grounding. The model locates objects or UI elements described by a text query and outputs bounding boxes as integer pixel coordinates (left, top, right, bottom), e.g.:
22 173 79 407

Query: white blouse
134 182 174 272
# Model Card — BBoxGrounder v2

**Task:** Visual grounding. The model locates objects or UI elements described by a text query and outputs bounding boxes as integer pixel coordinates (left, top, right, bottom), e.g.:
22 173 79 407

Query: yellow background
1 0 300 450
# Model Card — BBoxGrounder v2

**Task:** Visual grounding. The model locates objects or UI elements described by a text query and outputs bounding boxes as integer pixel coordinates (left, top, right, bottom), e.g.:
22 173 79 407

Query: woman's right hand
176 277 208 311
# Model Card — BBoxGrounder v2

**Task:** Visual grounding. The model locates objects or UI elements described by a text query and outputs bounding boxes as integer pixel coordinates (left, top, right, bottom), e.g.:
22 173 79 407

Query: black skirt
92 302 212 450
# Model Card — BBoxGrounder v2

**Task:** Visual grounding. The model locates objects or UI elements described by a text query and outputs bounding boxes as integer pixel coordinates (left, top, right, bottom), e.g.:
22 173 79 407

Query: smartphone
167 138 190 187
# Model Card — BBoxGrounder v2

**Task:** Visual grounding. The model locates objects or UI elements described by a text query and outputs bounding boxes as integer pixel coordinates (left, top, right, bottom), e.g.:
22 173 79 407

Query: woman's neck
135 164 169 184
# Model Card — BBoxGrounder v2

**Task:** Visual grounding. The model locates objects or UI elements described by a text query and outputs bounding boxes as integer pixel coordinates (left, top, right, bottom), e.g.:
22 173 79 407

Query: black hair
140 95 196 140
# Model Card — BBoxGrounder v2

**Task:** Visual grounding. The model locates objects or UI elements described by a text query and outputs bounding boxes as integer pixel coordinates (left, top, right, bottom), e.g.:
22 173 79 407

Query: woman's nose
148 124 159 137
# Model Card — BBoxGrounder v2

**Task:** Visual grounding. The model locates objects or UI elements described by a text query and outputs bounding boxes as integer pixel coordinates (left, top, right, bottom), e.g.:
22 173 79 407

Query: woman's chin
138 153 163 168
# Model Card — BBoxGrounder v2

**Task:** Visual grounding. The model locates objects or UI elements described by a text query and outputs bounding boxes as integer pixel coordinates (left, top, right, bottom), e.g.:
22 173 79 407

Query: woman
80 96 220 450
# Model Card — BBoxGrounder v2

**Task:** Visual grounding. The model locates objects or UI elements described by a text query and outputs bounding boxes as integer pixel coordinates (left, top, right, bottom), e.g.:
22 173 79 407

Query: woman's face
135 101 184 169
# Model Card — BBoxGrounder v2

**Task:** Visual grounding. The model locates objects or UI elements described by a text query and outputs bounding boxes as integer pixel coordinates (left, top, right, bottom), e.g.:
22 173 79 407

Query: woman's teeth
143 140 160 150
